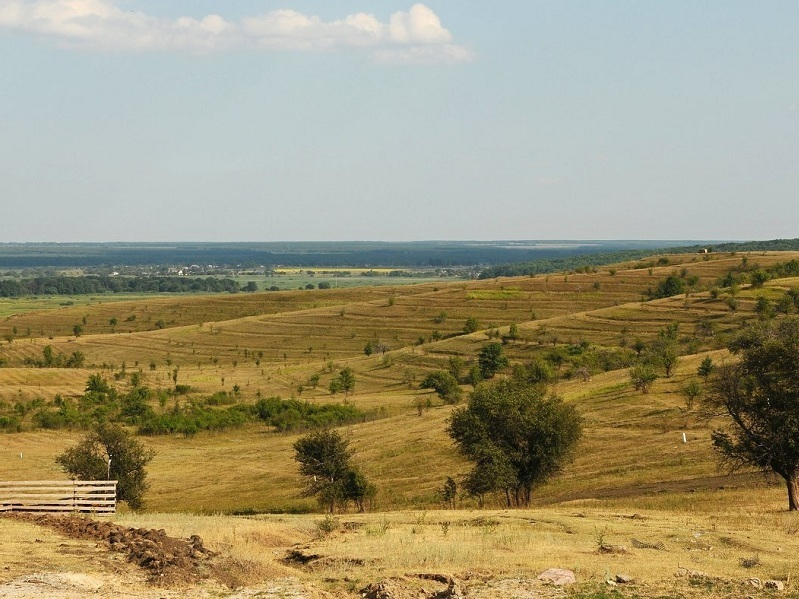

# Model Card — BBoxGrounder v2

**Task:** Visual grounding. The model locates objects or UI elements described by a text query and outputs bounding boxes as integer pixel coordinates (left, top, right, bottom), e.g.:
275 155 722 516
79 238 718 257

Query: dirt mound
5 513 216 586
360 574 461 599
359 574 577 599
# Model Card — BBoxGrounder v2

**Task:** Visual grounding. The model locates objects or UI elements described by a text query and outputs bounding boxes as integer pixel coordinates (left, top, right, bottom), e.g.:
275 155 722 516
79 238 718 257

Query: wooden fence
0 480 117 514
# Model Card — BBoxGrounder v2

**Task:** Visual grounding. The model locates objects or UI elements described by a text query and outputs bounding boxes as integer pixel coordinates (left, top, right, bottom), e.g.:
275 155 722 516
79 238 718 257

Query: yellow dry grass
1 250 798 515
2 251 799 596
61 495 799 596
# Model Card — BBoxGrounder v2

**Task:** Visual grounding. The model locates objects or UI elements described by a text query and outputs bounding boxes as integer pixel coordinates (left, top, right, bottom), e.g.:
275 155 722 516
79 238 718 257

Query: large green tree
55 423 155 511
705 318 799 510
293 429 374 513
448 379 582 507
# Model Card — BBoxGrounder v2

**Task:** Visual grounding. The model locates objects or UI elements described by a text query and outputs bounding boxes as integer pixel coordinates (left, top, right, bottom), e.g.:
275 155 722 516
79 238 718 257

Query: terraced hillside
0 250 797 515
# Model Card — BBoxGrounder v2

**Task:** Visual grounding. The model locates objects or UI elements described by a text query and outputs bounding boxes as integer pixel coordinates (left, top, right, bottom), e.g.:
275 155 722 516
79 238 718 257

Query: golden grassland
0 354 744 515
2 250 799 596
3 493 799 597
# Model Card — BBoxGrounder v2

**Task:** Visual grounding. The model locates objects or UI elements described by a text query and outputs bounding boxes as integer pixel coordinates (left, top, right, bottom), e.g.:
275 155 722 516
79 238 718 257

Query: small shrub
316 514 339 537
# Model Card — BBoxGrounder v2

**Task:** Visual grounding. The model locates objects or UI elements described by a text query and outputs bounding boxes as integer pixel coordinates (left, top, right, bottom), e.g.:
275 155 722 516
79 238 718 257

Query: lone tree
477 342 509 379
705 318 799 510
293 429 375 513
329 367 356 397
463 316 480 334
697 356 715 380
448 379 582 507
55 423 155 511
420 371 462 404
629 364 658 393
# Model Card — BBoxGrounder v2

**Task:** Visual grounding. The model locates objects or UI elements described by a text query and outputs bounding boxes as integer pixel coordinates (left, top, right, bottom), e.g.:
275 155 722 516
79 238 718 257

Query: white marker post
682 432 687 443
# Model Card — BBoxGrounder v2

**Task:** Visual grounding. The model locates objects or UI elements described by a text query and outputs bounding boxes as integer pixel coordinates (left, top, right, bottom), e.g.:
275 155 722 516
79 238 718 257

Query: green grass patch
467 289 523 300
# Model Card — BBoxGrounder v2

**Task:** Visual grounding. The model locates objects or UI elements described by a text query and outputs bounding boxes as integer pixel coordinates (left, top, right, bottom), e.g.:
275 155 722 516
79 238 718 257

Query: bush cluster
0 374 367 437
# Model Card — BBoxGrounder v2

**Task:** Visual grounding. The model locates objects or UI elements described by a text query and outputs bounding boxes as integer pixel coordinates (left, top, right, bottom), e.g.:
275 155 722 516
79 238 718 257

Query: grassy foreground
3 490 798 597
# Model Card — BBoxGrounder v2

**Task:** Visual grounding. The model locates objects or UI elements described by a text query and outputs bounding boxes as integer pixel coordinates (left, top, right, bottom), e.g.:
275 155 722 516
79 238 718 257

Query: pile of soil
5 513 216 586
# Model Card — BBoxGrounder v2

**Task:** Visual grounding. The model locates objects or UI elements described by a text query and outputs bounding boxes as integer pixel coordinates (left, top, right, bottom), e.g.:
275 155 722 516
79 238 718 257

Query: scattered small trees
293 429 375 513
448 379 582 507
29 345 85 368
705 318 799 510
55 423 155 511
364 340 389 356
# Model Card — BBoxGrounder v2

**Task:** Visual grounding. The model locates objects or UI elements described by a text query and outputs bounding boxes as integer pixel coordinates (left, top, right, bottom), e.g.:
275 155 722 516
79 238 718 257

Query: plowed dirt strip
3 513 214 586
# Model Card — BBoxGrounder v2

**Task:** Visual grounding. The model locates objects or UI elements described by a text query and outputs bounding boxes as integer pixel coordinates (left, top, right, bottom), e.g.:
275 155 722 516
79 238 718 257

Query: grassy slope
0 250 797 516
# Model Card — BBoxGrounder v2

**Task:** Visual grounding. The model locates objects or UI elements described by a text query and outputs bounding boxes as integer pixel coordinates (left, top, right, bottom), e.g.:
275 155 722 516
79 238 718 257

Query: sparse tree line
477 248 690 279
296 372 583 513
0 275 245 297
645 258 799 302
22 345 86 368
0 371 370 436
412 341 584 509
21 250 799 514
47 313 799 514
478 240 799 280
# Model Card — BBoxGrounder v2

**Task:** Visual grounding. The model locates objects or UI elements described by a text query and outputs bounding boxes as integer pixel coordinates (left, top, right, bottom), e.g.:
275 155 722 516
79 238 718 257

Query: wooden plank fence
0 480 117 514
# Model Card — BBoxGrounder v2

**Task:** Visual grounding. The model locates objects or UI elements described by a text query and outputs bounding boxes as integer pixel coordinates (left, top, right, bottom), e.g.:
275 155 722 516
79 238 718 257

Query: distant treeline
477 239 799 279
700 239 799 252
0 240 690 269
0 275 241 297
477 248 676 279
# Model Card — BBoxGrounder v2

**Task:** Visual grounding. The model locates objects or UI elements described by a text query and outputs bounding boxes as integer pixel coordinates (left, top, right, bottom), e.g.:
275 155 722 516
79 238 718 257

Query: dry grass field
2 250 799 597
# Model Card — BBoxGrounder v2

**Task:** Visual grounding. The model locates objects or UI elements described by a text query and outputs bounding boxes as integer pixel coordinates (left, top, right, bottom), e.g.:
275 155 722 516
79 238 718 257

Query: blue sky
1 1 797 242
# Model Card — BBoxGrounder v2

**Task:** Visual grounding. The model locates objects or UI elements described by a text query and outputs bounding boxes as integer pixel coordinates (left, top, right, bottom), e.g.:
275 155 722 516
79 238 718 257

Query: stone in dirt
536 568 576 586
360 574 462 599
764 580 785 591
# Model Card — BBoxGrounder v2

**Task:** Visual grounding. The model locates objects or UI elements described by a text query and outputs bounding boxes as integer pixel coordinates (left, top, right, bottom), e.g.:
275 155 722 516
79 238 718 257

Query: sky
1 1 797 242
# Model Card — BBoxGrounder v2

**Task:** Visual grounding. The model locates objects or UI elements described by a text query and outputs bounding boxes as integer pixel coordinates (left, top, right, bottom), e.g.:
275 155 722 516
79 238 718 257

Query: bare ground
2 512 792 598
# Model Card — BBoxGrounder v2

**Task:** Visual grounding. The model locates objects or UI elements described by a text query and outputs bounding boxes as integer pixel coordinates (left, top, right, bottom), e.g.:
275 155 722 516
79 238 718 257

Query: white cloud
0 1 471 62
388 4 452 44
